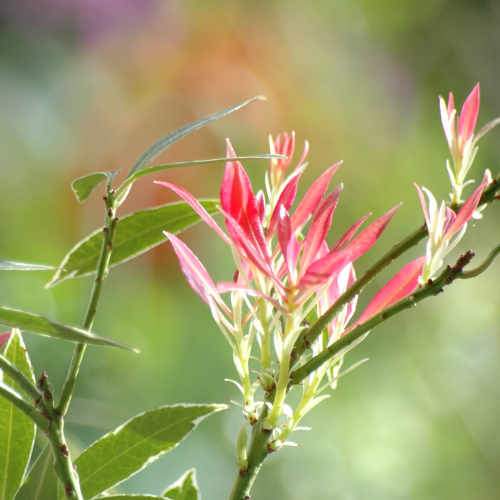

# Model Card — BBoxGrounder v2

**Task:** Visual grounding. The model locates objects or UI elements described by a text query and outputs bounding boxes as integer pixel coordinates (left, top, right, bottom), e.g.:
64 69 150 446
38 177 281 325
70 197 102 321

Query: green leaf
0 306 136 351
115 154 281 206
96 497 164 499
0 330 36 500
48 200 219 287
127 95 265 178
14 446 60 500
71 172 112 203
163 469 199 500
76 404 226 499
0 261 53 272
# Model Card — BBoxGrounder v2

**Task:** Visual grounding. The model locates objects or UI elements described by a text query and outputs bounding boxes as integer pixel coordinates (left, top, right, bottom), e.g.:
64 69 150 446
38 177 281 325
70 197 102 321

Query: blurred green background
1 1 499 499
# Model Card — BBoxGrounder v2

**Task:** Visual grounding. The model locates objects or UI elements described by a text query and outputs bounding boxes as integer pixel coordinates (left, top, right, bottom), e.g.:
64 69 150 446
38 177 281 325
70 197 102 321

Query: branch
290 250 480 386
459 244 500 279
57 188 118 416
290 172 500 364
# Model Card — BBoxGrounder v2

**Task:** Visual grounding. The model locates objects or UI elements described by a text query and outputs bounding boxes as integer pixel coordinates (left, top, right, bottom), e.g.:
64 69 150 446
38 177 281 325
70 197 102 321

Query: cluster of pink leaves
159 93 488 348
157 133 404 337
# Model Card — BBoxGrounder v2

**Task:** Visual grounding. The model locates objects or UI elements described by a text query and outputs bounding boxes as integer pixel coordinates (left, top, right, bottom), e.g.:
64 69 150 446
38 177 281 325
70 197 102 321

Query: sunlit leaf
14 446 60 500
0 261 53 272
0 306 136 351
115 154 280 206
127 96 265 178
72 172 112 203
163 469 199 500
47 200 219 287
76 404 226 499
0 330 36 500
96 496 164 499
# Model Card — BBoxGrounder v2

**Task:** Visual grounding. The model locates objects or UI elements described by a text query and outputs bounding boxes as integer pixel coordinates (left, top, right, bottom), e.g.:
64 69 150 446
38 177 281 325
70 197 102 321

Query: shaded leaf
163 469 199 500
76 404 226 499
0 306 136 351
127 96 265 177
48 200 219 287
0 330 36 500
14 446 60 500
0 261 53 272
72 172 112 203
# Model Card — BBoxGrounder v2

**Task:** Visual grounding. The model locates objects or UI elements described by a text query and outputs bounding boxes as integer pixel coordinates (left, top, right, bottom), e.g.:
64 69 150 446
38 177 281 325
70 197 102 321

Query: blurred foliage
0 1 499 498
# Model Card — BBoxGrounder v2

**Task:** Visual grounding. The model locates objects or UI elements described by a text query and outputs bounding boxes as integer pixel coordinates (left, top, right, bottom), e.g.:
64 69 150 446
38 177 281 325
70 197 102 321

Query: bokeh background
1 1 499 499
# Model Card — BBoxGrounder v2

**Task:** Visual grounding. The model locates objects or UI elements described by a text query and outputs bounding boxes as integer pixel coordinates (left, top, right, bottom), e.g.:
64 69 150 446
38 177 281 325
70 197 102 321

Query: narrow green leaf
163 469 199 500
0 306 136 351
96 496 164 500
115 154 282 206
0 261 53 272
14 446 59 500
71 172 111 203
47 200 219 287
0 330 36 500
127 95 265 178
76 404 227 499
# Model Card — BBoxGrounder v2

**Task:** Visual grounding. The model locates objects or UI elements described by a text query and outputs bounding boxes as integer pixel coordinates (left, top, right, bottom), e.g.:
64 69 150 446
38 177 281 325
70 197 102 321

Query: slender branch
291 173 500 364
289 251 477 386
57 193 118 416
229 407 272 500
459 244 500 279
0 354 42 403
0 382 47 428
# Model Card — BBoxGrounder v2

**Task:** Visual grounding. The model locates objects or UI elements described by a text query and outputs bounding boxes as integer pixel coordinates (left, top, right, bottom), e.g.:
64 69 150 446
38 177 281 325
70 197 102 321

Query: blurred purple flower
1 0 159 41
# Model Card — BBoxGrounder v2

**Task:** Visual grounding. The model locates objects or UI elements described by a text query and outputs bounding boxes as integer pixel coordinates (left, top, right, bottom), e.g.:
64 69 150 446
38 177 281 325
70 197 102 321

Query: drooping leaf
163 469 199 500
47 200 219 287
127 96 265 178
0 261 53 272
0 306 136 351
14 446 60 500
72 172 112 203
115 154 281 206
0 330 36 500
76 404 226 499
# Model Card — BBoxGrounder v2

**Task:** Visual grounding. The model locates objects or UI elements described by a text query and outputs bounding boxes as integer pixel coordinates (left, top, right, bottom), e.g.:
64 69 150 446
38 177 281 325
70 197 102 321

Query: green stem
57 199 117 416
289 251 476 385
0 383 46 428
50 190 117 499
291 172 500 364
229 409 272 500
0 354 42 403
46 419 84 500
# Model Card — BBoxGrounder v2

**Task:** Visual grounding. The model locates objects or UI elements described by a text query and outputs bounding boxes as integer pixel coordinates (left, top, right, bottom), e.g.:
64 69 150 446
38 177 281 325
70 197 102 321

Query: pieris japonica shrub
0 87 498 500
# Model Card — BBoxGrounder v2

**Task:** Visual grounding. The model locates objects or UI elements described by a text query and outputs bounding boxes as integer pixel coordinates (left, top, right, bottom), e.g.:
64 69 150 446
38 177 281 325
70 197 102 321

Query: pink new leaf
300 186 342 273
268 167 304 234
445 173 488 239
300 204 400 287
164 232 219 304
354 256 425 326
332 213 371 251
277 206 299 280
458 83 480 144
155 181 230 245
0 331 10 349
292 161 342 230
221 139 255 222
